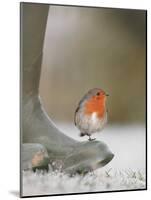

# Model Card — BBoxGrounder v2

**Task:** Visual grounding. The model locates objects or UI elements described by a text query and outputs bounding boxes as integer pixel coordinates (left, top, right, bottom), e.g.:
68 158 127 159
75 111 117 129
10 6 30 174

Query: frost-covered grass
22 124 146 196
22 168 146 196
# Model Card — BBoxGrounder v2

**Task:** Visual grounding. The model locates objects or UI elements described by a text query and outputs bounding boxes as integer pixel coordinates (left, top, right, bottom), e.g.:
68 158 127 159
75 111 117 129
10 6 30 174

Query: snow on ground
22 124 146 196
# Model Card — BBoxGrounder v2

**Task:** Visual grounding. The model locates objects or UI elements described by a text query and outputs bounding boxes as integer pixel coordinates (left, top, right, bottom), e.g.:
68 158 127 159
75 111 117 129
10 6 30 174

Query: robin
74 88 109 141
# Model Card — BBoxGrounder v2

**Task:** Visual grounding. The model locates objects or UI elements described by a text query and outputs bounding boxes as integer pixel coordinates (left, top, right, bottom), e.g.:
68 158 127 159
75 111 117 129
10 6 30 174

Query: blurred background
39 5 146 125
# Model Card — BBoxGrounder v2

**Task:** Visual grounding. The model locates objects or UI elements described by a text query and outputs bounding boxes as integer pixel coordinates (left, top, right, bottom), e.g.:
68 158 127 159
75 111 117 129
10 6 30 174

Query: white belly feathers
76 110 107 135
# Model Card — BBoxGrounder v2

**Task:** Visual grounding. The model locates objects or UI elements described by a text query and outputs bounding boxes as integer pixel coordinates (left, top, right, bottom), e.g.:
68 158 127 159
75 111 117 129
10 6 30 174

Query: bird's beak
106 94 109 97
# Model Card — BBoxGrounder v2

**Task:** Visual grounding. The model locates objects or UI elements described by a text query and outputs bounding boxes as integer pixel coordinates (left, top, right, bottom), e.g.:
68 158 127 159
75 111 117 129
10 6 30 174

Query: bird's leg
88 135 96 141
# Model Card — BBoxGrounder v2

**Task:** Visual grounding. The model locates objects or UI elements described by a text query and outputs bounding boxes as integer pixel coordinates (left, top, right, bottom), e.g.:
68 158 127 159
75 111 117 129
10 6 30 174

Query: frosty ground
22 124 146 196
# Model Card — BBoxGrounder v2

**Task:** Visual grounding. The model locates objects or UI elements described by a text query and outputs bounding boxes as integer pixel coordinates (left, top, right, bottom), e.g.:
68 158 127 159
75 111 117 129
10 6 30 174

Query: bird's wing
74 106 80 126
74 94 88 126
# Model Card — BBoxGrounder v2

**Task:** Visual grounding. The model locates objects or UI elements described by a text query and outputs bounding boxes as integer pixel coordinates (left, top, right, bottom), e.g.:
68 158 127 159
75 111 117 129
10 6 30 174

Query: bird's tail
80 132 85 137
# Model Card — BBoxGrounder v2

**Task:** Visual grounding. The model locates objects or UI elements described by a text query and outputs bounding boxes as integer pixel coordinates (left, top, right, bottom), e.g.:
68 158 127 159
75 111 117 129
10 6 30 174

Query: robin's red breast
74 88 109 141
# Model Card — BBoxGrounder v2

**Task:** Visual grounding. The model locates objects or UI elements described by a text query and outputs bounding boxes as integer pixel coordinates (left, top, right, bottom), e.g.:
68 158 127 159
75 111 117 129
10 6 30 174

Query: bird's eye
96 92 100 96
